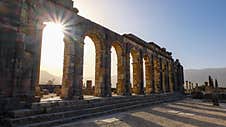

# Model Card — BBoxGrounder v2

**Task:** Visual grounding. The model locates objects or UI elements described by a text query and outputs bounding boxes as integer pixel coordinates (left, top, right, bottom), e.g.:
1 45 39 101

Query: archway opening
111 46 117 95
143 58 146 93
82 36 96 98
130 49 140 95
111 42 123 96
130 53 134 94
39 22 65 101
143 55 152 94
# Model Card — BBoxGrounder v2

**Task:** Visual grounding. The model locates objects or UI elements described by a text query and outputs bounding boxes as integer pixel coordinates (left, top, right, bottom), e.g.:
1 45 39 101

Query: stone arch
34 4 77 100
82 31 105 97
35 22 74 100
111 42 125 95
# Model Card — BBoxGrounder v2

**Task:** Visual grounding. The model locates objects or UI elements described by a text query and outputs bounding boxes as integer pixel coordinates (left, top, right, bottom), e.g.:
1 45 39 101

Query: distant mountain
185 68 226 87
39 70 118 87
39 70 62 85
40 68 226 88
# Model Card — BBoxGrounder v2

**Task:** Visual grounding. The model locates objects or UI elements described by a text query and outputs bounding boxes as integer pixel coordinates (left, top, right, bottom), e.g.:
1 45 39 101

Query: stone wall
0 0 184 112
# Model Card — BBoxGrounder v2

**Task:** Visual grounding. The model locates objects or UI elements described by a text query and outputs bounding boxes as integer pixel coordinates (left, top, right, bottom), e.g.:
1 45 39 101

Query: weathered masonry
0 0 184 112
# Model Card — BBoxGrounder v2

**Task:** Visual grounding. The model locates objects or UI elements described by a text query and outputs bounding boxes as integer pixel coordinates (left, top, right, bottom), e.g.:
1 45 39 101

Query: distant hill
185 68 226 87
40 68 226 88
39 70 62 85
40 70 118 87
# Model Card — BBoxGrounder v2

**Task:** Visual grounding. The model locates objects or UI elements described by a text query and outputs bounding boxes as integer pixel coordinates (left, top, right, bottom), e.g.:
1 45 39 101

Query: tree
209 75 214 87
215 79 218 88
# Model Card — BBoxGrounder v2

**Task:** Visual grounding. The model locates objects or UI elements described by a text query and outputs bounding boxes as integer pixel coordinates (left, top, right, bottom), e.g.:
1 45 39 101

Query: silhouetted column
151 55 155 93
165 62 170 92
104 47 112 97
162 60 166 93
61 36 73 99
139 52 145 95
154 56 160 93
159 58 163 93
72 37 84 99
185 81 189 93
173 63 178 91
189 82 192 94
179 65 184 93
35 24 46 100
168 61 174 92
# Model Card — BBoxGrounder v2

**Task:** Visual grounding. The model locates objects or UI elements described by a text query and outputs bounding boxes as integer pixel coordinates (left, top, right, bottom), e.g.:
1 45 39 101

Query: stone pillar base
61 95 83 100
124 92 132 96
0 97 33 115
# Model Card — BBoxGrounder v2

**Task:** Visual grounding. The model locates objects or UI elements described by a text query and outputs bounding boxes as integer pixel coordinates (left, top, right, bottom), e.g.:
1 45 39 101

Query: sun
43 22 64 36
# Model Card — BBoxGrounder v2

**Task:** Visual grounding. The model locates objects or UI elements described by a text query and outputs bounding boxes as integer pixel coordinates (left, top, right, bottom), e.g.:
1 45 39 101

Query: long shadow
181 100 224 109
163 104 226 121
116 114 162 127
61 122 100 127
145 108 225 127
173 102 226 114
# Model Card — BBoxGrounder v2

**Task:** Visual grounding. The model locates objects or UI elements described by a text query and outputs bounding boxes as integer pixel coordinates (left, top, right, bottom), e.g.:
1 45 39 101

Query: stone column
0 1 38 111
34 24 46 101
185 81 189 93
162 60 166 93
144 56 152 95
116 48 126 95
165 62 170 92
14 24 45 103
153 56 160 93
159 58 163 93
94 49 108 97
61 36 77 99
139 52 144 95
151 55 155 93
125 46 131 95
132 55 141 94
189 82 192 94
168 61 174 93
179 65 184 93
104 47 112 97
72 37 84 99
173 64 178 91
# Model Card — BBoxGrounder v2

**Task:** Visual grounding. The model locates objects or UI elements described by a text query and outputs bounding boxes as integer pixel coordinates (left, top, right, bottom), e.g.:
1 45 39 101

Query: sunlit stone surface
57 99 226 127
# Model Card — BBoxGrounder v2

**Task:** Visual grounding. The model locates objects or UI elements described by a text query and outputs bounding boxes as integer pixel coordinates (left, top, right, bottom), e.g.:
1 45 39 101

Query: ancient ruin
0 1 184 126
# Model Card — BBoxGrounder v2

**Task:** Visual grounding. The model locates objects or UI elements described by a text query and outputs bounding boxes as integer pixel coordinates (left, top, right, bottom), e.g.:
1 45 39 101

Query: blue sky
75 0 226 69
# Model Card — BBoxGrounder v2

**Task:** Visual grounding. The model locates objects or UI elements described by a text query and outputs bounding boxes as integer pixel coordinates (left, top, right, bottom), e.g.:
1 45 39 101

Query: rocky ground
56 98 226 127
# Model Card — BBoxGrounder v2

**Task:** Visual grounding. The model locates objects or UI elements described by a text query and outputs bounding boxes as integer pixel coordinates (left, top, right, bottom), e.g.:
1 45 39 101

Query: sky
40 22 64 77
74 0 226 69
